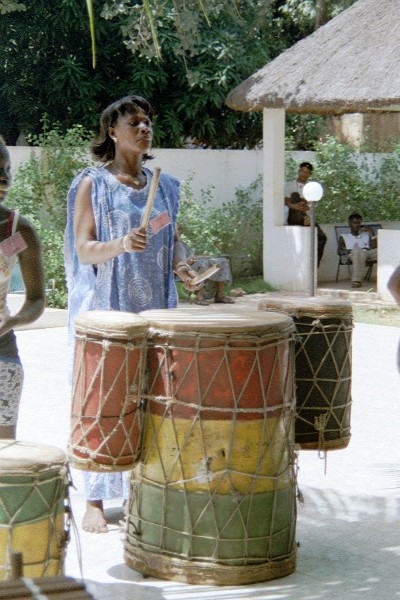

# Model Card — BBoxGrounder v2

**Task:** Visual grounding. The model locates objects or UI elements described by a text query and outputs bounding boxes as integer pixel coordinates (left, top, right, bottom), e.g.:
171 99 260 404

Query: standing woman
0 136 46 438
64 95 197 533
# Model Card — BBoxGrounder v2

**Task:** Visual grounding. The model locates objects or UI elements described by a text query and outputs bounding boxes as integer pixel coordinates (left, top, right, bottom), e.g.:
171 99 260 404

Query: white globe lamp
302 181 324 296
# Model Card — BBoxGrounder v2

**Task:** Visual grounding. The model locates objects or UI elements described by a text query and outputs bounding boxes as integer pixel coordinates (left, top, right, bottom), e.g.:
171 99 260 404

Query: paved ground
11 291 400 599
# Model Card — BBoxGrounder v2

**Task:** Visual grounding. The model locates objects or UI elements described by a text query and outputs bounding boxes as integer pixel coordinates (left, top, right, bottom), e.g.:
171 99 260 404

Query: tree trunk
315 0 330 29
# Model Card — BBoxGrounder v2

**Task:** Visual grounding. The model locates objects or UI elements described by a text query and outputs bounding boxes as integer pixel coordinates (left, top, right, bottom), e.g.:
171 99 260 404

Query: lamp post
303 181 324 297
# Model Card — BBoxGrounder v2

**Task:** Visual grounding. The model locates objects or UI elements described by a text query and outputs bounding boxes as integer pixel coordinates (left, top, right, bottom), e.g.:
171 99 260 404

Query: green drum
124 308 298 585
0 440 70 580
258 295 353 451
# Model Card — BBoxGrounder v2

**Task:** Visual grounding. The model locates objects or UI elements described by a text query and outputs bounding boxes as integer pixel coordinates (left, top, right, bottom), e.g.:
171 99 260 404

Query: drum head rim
140 307 294 334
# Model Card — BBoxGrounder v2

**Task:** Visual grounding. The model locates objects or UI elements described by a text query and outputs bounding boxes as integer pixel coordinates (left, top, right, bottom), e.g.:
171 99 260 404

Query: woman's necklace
113 165 143 185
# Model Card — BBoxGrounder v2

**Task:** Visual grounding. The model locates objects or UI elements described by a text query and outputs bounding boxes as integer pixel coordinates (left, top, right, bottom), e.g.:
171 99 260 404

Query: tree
0 0 140 143
279 0 356 33
0 1 355 148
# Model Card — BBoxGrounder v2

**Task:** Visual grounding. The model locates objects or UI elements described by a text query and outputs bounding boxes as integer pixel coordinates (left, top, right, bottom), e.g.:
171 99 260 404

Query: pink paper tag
150 211 171 234
0 231 28 257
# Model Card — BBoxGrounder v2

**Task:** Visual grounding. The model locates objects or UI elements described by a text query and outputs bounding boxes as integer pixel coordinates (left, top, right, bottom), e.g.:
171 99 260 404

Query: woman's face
109 108 153 158
0 148 11 202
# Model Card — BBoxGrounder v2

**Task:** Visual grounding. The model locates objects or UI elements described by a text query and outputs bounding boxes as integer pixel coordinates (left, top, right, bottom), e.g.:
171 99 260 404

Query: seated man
179 237 234 305
338 212 378 288
284 161 327 267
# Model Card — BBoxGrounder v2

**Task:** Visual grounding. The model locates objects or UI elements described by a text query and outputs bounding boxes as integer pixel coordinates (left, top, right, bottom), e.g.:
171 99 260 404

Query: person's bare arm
284 196 309 212
74 176 147 264
172 226 200 291
388 265 400 306
0 217 45 337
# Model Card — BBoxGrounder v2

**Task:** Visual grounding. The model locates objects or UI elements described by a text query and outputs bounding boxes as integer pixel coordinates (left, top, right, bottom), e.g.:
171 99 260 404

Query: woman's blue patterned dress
64 166 180 499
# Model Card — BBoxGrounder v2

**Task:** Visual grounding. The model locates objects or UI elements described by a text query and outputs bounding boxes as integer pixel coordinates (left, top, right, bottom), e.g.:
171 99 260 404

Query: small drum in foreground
125 308 297 585
258 295 353 451
0 440 70 580
69 310 148 471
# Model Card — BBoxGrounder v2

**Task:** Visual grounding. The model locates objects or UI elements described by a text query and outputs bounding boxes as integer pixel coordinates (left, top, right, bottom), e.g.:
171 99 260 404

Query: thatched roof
226 0 400 115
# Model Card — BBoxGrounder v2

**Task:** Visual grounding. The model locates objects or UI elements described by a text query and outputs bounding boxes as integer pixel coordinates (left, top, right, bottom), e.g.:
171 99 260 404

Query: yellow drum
0 440 70 580
258 295 353 451
125 308 297 585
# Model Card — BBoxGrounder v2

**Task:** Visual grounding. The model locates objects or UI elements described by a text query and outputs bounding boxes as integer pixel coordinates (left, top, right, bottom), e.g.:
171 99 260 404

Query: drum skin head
140 307 293 334
74 310 148 339
0 440 66 470
258 294 352 317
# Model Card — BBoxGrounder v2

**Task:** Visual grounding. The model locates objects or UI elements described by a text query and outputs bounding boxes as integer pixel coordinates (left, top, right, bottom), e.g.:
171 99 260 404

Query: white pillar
263 108 310 291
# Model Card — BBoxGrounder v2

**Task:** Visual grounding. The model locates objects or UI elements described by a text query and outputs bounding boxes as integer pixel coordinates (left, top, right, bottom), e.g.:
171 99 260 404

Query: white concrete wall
377 228 400 301
7 146 400 292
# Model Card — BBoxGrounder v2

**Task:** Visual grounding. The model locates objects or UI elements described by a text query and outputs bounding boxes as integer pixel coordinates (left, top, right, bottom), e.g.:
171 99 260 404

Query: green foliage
0 0 343 150
285 114 326 150
89 0 289 148
279 0 356 33
0 0 137 143
232 277 275 294
178 176 263 277
0 0 25 13
7 124 92 307
313 136 400 223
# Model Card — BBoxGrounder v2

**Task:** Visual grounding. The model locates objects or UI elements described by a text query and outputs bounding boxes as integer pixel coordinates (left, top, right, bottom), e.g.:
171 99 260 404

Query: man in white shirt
284 161 312 225
338 212 377 288
284 161 327 266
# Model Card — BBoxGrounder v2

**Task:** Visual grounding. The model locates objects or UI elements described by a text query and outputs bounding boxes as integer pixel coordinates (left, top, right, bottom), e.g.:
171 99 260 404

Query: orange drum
124 308 297 585
68 310 148 471
258 295 353 451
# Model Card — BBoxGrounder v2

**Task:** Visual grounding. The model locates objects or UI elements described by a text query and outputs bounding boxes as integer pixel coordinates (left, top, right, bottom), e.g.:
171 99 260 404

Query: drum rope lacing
292 316 352 454
0 462 81 579
70 334 147 469
127 325 299 568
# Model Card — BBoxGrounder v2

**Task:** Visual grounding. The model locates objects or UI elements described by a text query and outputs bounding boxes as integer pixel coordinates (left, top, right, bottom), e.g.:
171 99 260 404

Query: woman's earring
111 137 117 143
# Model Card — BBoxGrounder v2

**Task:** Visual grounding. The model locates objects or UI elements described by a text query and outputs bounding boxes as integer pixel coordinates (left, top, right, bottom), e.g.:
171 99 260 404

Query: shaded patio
225 0 400 296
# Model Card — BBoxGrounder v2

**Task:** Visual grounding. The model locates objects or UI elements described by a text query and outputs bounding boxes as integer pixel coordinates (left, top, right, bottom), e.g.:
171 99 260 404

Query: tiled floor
13 293 400 599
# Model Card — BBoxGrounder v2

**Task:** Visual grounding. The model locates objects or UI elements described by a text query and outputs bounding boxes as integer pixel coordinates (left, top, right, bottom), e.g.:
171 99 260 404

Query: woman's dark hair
91 95 155 163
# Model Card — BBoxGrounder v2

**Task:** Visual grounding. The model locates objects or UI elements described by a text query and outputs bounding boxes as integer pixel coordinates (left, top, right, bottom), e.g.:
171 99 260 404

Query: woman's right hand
122 227 148 253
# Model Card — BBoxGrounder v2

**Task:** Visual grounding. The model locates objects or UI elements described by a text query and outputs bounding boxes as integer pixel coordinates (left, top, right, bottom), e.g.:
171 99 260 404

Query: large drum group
0 296 353 586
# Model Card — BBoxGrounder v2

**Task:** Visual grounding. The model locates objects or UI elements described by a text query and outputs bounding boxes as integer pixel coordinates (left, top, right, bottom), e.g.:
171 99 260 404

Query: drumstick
141 167 161 229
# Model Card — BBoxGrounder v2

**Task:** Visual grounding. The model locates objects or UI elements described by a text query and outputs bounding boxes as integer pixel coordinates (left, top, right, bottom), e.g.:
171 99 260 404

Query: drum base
124 546 296 585
298 435 351 451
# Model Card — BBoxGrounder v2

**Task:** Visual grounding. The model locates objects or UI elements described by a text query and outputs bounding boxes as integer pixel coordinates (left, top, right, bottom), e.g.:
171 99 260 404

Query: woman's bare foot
82 500 108 533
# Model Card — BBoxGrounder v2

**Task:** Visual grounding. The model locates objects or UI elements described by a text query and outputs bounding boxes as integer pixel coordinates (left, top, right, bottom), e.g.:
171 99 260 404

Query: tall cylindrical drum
68 310 148 471
0 440 70 580
258 295 353 451
124 308 297 585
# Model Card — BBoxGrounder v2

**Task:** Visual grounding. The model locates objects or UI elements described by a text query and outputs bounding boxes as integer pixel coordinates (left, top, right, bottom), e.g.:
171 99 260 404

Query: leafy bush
7 123 93 307
313 136 400 223
178 175 263 278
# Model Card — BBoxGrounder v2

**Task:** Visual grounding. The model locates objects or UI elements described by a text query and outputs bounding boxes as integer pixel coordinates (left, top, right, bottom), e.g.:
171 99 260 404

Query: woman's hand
175 263 202 291
122 227 148 253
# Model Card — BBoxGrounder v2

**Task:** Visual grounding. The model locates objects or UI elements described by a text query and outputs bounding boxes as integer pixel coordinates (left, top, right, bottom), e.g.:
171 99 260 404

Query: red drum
68 311 148 471
258 295 353 451
125 308 297 585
